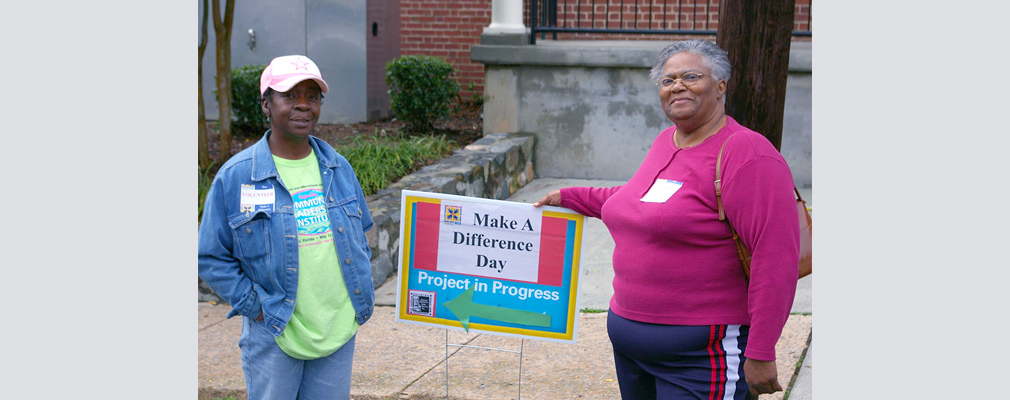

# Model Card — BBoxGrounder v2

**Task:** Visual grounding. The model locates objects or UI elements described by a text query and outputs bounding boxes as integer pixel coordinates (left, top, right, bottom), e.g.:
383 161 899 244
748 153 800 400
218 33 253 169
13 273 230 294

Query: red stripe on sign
413 202 441 270
536 216 567 287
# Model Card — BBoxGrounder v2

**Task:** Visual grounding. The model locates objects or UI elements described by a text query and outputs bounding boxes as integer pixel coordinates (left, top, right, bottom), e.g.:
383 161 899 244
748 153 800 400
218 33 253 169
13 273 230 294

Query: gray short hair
649 40 731 85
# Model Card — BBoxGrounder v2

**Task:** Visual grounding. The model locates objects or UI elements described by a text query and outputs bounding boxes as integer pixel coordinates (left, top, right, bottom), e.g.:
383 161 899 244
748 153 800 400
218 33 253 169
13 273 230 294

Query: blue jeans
239 316 356 400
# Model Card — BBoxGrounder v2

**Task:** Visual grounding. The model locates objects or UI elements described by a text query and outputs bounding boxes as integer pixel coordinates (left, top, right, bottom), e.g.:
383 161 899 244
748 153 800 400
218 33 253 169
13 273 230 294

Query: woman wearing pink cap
199 55 375 399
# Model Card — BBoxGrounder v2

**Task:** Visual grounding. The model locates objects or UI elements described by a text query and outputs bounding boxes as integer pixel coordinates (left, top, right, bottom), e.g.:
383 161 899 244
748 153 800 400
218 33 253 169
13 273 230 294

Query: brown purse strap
718 134 810 280
715 134 732 221
716 134 804 238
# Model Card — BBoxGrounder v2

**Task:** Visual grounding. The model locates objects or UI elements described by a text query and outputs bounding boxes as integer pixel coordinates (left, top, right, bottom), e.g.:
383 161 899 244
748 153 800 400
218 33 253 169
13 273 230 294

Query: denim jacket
198 131 375 337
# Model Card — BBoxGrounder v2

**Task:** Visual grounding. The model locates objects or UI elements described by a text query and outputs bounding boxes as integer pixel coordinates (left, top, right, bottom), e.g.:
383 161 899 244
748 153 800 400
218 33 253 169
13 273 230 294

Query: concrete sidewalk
199 178 812 400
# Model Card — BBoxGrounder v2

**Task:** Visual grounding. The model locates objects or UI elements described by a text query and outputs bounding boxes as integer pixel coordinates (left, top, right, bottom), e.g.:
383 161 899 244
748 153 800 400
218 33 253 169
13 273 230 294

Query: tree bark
198 0 210 170
716 0 795 150
213 0 236 165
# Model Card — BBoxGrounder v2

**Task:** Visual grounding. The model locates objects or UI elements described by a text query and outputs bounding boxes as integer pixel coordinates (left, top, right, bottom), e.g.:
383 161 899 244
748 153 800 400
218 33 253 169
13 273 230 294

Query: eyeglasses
657 72 705 88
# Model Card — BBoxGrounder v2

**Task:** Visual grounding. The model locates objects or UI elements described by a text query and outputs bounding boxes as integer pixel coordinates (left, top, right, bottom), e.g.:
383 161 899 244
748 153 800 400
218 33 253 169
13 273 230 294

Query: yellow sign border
396 191 585 342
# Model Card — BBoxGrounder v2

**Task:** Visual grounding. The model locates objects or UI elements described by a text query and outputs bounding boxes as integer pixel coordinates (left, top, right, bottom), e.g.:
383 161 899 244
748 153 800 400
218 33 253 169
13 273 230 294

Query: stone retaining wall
199 133 536 302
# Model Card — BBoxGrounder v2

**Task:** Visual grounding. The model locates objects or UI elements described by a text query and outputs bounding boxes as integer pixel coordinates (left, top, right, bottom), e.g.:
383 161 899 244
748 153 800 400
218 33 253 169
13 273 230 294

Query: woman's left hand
532 189 562 207
743 359 782 395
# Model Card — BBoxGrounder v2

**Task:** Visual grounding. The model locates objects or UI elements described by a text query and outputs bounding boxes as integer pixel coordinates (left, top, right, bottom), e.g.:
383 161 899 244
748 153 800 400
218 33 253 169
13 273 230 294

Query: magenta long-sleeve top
560 116 799 361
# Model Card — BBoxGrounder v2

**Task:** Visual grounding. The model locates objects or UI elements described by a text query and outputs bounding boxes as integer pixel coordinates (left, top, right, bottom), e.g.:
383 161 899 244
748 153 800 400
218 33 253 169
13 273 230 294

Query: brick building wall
400 0 491 102
794 0 812 32
527 0 722 34
524 0 811 41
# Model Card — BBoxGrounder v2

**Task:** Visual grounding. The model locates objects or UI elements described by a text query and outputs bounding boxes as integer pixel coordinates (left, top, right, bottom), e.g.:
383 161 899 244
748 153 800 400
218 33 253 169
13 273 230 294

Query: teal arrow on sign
443 285 552 332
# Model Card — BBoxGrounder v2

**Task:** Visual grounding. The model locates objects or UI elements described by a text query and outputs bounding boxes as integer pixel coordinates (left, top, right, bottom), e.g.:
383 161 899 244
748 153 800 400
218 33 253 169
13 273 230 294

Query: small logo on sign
444 205 461 225
408 290 436 317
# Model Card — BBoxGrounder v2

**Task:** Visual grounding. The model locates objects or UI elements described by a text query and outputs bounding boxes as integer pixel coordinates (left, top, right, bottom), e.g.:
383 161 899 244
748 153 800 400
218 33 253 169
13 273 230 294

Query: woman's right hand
533 190 562 207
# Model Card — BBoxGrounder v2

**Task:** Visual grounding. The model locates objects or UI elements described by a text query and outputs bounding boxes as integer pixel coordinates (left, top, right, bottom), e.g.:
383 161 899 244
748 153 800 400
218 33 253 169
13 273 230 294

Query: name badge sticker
240 183 275 213
640 179 683 203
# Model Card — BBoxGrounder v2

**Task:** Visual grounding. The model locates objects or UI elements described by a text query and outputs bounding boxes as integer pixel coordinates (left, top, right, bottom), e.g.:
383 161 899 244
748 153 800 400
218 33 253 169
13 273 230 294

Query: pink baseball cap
259 55 329 95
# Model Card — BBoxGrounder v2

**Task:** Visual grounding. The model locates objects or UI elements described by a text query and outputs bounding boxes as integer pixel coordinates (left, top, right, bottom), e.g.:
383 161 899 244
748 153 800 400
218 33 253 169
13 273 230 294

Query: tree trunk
198 0 210 170
716 0 795 150
213 0 236 165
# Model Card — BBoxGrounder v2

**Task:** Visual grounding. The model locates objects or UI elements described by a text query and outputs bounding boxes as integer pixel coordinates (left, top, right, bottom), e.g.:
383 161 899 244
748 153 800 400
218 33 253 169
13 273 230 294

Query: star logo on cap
291 58 309 71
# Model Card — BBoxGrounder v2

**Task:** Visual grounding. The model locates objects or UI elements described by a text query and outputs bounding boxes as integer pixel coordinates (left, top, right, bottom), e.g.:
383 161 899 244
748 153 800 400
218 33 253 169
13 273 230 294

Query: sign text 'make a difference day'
449 213 536 273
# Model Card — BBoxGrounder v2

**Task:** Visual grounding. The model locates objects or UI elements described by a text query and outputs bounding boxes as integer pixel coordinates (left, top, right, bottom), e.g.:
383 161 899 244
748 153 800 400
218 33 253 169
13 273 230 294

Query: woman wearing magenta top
534 40 799 399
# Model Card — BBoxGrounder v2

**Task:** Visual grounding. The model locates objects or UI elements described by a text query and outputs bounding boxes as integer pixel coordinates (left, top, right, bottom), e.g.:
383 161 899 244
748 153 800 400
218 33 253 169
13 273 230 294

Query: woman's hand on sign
533 190 562 207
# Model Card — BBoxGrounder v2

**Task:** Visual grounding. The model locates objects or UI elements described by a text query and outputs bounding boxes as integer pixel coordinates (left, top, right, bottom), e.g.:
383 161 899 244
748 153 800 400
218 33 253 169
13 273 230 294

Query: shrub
230 64 268 137
467 81 484 106
386 55 460 133
214 64 267 138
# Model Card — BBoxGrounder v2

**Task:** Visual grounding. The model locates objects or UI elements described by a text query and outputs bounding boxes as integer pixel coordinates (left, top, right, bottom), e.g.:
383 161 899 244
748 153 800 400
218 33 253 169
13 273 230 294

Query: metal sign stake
443 330 526 399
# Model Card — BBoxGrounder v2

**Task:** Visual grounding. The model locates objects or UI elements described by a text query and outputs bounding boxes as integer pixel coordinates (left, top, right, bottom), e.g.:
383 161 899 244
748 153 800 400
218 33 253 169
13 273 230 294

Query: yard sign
395 190 585 343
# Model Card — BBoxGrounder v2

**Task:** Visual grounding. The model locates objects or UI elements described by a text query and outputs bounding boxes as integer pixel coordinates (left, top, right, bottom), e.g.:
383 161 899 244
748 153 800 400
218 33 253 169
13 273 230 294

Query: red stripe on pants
708 325 727 400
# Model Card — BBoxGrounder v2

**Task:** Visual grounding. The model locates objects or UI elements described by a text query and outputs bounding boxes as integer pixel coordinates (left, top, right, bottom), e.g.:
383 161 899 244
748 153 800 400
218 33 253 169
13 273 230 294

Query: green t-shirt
272 150 358 360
